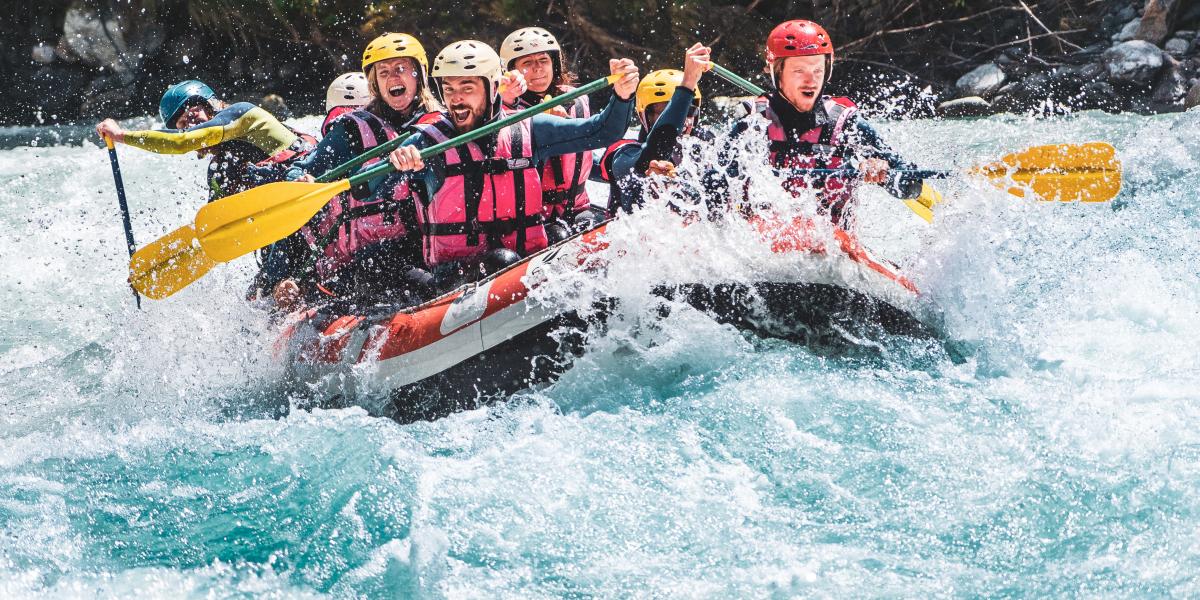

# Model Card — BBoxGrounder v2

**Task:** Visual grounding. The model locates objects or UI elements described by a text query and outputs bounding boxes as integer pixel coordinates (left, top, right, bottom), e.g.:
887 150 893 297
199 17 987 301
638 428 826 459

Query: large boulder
1135 0 1184 46
1104 40 1165 86
59 0 164 86
956 62 1006 98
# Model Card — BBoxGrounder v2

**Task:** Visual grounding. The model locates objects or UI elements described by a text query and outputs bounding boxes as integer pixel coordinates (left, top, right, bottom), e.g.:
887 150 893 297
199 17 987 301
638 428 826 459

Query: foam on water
2 110 1199 597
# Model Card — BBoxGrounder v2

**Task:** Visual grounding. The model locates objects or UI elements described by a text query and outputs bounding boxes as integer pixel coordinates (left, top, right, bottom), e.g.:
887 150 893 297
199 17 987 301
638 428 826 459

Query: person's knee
544 219 572 244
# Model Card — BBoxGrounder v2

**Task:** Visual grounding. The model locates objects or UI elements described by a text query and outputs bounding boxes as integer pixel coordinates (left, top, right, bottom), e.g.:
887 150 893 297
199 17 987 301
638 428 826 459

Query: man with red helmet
710 20 924 228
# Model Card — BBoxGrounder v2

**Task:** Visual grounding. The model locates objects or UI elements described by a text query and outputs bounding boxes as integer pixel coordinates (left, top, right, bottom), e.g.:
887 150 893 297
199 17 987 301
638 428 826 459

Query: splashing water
2 108 1199 597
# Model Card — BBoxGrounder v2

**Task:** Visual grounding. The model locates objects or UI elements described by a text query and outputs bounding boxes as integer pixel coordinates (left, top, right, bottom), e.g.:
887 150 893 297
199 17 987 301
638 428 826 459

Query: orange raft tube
275 218 939 423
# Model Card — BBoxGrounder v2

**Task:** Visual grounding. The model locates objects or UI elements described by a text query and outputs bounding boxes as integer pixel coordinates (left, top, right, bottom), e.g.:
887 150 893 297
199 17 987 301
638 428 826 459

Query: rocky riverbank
941 0 1200 116
2 0 1198 127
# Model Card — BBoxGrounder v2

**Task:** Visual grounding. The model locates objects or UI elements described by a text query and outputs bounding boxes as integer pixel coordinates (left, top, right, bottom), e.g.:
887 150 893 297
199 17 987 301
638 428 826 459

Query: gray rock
1116 5 1137 23
937 96 992 117
1152 57 1188 103
1104 40 1165 85
956 63 1007 98
1176 30 1197 39
1186 80 1200 109
1165 38 1189 54
1114 18 1141 42
59 1 163 86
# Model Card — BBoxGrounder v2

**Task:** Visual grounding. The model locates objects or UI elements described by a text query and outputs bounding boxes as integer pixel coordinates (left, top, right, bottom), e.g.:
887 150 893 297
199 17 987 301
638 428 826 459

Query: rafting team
94 20 925 311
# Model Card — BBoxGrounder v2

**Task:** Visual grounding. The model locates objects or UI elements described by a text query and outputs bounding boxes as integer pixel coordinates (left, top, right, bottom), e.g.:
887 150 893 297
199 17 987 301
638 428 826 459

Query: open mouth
388 85 407 98
450 106 473 123
800 89 818 99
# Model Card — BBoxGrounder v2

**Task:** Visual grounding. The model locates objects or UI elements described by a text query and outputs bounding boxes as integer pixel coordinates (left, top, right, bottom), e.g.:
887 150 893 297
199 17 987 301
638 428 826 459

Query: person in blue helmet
95 80 317 201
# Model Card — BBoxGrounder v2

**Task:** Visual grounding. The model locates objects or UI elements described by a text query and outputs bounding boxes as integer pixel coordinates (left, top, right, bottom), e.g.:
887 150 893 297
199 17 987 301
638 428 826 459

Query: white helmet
500 27 562 70
431 41 504 116
325 72 371 112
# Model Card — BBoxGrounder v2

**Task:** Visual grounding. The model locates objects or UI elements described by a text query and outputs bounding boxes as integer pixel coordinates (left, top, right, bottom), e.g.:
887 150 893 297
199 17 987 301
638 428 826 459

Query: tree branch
840 5 1031 54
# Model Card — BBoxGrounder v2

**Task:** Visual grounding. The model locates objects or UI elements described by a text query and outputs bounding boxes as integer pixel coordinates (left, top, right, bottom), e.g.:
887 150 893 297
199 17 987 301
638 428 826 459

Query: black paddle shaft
106 141 141 308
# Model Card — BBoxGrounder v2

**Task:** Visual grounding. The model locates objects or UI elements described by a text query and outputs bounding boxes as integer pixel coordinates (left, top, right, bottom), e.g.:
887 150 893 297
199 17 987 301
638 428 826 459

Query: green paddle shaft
710 63 766 96
322 74 619 185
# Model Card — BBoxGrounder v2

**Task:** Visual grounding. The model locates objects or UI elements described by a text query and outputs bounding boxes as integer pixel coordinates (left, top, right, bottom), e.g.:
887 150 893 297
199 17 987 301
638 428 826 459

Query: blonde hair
365 58 442 116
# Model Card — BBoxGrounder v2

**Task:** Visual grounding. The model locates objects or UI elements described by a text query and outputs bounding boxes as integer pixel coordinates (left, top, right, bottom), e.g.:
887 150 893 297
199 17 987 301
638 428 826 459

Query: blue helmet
159 80 215 125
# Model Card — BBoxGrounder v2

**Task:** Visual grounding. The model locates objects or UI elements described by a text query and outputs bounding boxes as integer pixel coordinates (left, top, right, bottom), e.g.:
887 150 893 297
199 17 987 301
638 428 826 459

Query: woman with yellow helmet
597 43 710 215
265 33 444 306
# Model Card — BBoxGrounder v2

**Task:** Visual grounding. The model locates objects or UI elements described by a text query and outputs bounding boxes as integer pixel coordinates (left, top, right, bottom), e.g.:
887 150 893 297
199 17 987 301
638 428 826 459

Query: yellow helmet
635 69 702 114
362 33 429 76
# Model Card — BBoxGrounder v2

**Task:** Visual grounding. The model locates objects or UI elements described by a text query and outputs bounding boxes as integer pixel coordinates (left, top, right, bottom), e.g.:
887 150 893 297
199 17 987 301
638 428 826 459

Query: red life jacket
509 88 594 221
598 138 639 216
411 114 547 267
754 95 859 226
301 110 413 281
321 105 360 136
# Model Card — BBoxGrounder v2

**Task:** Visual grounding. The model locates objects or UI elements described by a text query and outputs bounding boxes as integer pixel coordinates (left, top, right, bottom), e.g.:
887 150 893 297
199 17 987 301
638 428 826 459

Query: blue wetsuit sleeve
378 131 445 199
284 121 356 181
846 116 923 199
530 95 633 163
610 144 642 183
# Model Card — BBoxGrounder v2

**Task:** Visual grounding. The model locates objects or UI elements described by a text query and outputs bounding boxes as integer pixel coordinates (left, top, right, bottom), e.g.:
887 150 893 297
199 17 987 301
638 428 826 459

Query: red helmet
766 20 834 83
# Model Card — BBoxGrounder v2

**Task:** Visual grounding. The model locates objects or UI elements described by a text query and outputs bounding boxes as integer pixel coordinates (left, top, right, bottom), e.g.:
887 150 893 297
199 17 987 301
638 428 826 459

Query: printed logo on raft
439 280 494 336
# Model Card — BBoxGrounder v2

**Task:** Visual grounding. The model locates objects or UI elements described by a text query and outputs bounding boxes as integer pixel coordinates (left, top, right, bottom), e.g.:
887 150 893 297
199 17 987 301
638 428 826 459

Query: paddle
104 135 142 308
779 142 1122 204
128 225 216 300
130 73 622 299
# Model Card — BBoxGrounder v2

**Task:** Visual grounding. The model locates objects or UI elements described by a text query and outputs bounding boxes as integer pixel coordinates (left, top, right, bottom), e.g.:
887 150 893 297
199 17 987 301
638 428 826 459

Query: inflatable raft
276 217 938 422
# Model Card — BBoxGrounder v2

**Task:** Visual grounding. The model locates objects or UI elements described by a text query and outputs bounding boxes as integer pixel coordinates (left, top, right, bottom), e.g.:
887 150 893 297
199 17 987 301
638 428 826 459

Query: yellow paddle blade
128 225 216 300
975 142 1122 203
903 183 943 223
194 179 351 262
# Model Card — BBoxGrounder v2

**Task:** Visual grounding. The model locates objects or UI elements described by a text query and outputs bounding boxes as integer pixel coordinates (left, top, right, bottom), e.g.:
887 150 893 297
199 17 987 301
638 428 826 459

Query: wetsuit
507 86 596 232
122 102 312 200
598 86 700 215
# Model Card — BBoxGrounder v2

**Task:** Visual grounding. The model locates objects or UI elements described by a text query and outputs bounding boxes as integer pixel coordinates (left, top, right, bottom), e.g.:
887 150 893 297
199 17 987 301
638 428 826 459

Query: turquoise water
2 109 1199 597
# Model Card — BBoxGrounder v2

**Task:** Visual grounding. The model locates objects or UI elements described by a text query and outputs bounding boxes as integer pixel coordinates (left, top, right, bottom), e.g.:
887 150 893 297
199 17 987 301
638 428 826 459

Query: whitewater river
2 108 1199 597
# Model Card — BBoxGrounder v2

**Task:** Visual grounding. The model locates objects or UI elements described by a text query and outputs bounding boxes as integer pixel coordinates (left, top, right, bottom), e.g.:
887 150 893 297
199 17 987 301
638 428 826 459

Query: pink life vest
411 115 547 267
302 110 412 281
756 95 859 226
509 88 594 221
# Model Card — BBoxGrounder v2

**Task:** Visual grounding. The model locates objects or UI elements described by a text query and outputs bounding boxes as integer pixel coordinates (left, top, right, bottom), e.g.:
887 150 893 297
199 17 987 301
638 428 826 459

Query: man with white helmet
386 41 638 287
500 27 596 238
